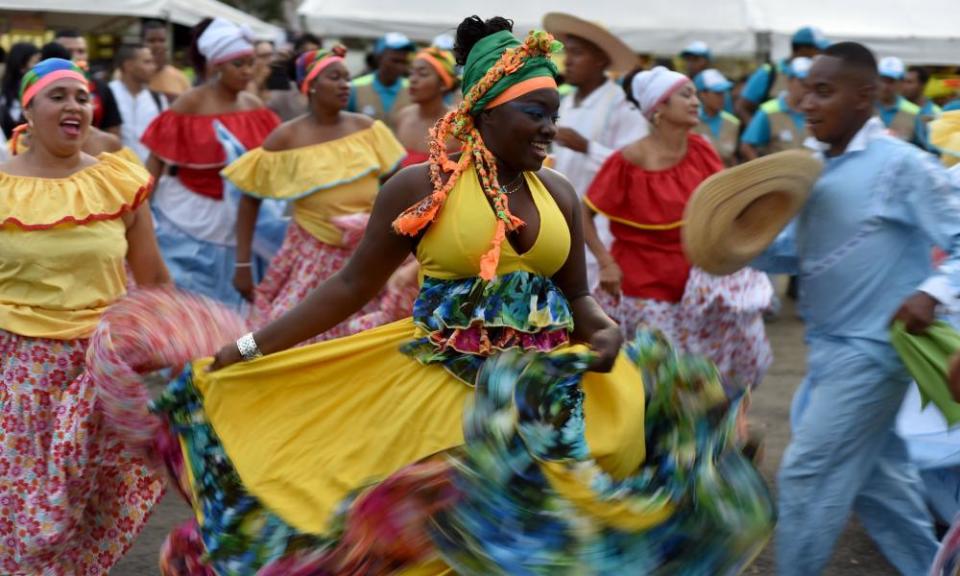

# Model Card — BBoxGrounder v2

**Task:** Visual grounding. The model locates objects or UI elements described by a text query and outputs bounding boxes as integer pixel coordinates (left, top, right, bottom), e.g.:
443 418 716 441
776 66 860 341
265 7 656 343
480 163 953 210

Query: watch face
362 105 377 117
780 130 794 142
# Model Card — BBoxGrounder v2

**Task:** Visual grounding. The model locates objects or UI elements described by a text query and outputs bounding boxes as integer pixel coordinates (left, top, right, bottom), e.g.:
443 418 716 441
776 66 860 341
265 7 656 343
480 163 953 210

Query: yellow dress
0 154 163 575
223 120 405 246
124 165 773 574
0 153 150 339
222 121 407 340
192 167 647 533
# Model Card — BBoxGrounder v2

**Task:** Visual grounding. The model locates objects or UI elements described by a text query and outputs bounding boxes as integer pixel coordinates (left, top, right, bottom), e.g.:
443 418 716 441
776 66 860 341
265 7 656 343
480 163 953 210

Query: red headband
301 56 345 95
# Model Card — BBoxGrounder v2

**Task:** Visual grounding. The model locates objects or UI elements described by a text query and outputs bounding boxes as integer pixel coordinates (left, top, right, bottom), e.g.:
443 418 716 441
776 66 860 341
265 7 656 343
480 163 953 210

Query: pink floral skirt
0 330 164 575
251 221 381 343
597 267 774 392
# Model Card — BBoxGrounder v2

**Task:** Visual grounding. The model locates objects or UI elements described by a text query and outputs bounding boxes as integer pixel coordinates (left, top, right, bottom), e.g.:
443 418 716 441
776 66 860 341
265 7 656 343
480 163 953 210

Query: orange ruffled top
223 121 405 245
0 153 151 339
585 134 722 302
141 108 280 200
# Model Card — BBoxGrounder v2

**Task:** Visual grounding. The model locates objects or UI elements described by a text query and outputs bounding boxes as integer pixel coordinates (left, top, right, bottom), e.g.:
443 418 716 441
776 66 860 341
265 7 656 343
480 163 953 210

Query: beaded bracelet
236 332 263 361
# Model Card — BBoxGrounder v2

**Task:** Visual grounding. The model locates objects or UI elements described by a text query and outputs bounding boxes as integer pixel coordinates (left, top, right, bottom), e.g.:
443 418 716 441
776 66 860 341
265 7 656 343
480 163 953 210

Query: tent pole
755 31 771 63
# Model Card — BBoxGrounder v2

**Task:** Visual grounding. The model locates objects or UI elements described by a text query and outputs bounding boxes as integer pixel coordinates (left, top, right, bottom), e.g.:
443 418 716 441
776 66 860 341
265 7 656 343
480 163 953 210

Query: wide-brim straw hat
542 12 638 74
682 149 823 276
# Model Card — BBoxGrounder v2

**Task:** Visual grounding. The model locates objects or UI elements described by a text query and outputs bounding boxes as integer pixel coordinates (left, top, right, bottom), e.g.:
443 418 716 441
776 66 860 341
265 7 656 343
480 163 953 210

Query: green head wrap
461 30 560 113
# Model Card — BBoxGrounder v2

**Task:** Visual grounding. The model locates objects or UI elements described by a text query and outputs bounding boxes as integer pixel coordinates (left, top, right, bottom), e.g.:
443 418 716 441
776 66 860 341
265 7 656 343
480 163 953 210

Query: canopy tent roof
0 0 283 41
298 0 759 56
756 0 960 65
299 0 960 64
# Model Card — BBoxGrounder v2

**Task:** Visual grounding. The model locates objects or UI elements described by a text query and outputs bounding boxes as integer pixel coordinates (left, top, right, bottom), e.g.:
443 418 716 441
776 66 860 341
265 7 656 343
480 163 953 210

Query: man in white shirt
543 12 649 286
109 45 165 163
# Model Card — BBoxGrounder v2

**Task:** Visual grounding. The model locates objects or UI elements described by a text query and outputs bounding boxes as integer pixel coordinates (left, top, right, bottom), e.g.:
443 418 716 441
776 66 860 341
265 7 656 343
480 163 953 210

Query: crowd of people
0 8 959 576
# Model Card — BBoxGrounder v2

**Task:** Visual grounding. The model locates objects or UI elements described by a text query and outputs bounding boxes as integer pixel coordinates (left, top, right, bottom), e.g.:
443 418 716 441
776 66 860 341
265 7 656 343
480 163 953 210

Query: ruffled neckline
224 120 405 200
141 108 280 168
0 152 151 230
610 133 718 176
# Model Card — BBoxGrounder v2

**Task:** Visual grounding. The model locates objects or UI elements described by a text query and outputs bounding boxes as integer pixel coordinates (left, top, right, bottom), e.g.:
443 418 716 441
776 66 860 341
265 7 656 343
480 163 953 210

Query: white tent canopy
754 0 960 65
298 0 758 56
0 0 283 41
299 0 960 64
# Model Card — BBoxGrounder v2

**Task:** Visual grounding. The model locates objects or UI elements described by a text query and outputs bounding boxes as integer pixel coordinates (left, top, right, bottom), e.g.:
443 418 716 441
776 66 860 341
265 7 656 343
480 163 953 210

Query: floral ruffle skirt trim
92 288 775 575
402 271 575 383
0 330 164 575
251 221 382 343
598 267 774 393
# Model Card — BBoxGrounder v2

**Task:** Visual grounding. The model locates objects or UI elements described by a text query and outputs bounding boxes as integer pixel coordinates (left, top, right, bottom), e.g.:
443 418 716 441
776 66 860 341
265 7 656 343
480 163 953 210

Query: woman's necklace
498 171 525 195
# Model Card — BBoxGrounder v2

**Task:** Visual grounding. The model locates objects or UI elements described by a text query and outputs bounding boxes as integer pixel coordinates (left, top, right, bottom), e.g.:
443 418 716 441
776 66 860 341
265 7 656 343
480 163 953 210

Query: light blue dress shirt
754 117 960 345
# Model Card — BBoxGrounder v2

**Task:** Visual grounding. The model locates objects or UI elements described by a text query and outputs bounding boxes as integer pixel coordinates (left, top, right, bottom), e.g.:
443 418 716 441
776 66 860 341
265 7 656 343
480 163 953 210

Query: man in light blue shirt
754 42 960 576
736 27 828 124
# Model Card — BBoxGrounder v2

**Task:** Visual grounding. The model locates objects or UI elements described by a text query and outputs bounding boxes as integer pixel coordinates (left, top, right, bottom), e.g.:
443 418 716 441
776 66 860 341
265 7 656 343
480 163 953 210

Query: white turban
198 18 255 65
631 66 691 119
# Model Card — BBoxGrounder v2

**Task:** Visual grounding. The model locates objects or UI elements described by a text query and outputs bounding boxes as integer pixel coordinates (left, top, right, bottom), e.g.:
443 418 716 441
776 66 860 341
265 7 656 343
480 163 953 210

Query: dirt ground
112 297 901 575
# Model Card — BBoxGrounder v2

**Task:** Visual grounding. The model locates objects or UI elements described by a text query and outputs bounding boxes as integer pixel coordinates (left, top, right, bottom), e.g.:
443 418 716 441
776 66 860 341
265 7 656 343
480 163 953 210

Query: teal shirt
348 72 409 116
876 96 923 146
742 59 788 104
742 95 804 147
700 109 738 139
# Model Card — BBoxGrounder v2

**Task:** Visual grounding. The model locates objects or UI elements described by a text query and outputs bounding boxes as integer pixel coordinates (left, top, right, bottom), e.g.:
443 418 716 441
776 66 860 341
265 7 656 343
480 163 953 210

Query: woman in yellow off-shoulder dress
224 45 406 341
93 16 775 576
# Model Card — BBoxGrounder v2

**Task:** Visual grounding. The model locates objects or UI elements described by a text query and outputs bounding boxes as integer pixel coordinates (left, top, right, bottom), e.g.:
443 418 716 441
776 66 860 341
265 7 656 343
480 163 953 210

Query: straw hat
542 12 638 73
682 149 823 276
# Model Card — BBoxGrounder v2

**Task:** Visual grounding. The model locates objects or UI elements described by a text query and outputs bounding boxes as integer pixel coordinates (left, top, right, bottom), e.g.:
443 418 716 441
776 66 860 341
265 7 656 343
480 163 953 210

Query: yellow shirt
417 165 571 280
223 121 405 245
0 153 151 339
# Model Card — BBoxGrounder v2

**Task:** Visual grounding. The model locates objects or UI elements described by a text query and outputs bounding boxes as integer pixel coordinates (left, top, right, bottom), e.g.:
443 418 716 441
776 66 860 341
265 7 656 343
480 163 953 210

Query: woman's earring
653 112 662 126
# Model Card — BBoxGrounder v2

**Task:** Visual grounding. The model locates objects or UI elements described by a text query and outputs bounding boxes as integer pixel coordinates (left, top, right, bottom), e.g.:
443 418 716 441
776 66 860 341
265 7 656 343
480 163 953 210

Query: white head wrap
198 18 255 65
630 66 691 119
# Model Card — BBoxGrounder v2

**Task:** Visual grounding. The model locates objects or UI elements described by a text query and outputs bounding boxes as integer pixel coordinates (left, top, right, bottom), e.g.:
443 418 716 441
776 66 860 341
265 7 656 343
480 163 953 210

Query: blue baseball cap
374 32 415 55
787 57 813 80
694 69 732 92
681 40 712 60
878 56 906 80
792 26 830 50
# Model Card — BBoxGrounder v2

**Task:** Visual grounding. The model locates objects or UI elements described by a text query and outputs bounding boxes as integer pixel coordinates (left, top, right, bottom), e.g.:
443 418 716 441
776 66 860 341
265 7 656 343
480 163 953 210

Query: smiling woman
0 57 170 574
584 65 774 394
223 45 406 342
141 17 281 308
96 15 773 575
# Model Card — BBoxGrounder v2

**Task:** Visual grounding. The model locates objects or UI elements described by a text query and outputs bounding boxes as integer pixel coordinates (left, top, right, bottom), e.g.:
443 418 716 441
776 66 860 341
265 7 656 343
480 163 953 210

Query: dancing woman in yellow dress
224 46 405 341
94 16 774 575
0 58 168 575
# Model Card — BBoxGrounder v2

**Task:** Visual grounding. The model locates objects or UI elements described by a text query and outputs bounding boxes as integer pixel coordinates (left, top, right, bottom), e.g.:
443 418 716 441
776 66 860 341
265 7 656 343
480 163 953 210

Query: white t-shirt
108 79 166 163
552 80 649 287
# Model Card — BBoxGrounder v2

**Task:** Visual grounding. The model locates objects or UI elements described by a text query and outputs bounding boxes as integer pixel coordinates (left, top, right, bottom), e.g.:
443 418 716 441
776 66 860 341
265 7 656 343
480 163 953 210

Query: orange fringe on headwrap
9 123 28 156
391 30 559 281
